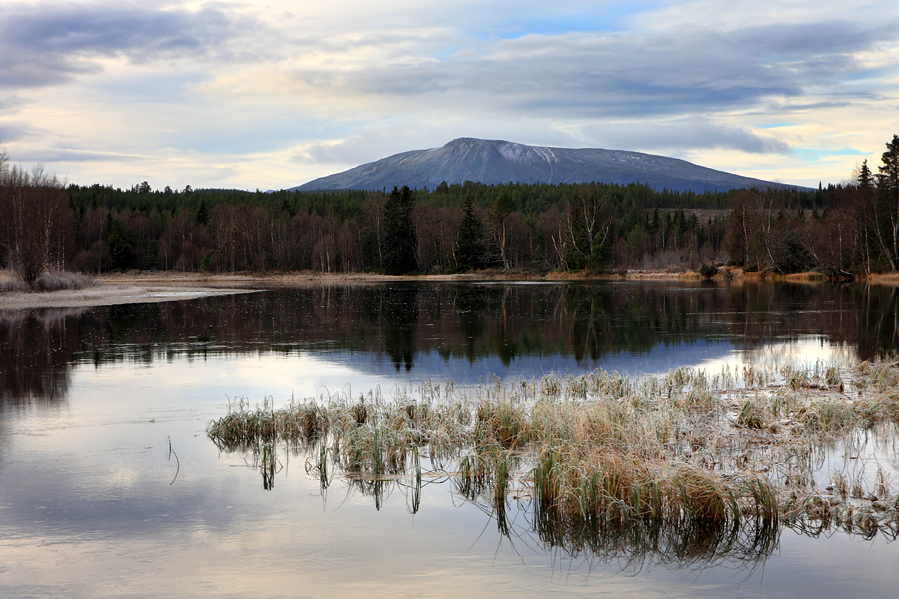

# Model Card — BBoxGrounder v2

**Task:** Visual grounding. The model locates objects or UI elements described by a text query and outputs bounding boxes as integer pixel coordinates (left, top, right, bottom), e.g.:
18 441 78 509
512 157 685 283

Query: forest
1 134 897 285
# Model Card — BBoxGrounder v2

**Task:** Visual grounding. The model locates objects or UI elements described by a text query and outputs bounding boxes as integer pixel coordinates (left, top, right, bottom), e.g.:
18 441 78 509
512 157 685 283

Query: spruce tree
195 197 209 226
858 159 874 191
382 185 418 274
878 135 899 198
455 191 484 271
876 135 899 270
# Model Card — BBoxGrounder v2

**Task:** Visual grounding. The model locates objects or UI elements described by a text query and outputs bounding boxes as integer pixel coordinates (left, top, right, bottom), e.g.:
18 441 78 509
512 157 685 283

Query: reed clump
208 358 899 540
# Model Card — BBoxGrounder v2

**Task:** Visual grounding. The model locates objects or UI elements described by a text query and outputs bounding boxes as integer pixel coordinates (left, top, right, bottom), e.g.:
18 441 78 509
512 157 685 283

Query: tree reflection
2 281 899 404
382 284 418 372
0 309 84 406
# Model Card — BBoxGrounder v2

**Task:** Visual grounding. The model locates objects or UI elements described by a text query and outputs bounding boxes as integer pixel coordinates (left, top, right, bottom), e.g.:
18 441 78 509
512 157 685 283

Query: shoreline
0 267 893 310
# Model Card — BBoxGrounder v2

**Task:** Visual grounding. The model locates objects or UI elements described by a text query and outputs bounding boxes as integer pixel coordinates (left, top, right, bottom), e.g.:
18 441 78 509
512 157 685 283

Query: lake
1 280 898 598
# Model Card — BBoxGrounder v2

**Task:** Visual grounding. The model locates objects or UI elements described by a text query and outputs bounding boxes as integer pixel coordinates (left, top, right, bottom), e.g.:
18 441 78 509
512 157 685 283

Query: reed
207 358 899 539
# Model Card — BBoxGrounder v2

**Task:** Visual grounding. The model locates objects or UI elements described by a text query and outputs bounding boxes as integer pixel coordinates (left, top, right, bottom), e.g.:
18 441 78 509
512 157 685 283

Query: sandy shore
0 270 701 309
0 283 259 310
0 265 879 310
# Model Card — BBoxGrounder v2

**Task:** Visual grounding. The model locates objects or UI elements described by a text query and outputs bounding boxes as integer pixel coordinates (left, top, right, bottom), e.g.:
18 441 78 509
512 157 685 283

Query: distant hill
292 138 800 193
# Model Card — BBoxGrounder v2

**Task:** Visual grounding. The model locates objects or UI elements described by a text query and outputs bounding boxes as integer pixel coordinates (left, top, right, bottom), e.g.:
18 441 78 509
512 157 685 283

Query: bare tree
0 163 73 283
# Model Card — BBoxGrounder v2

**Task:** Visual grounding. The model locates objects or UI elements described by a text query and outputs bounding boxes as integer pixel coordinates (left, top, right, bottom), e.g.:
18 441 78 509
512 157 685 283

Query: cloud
291 116 790 170
580 118 791 154
0 122 34 143
0 2 256 89
252 17 896 126
11 147 142 163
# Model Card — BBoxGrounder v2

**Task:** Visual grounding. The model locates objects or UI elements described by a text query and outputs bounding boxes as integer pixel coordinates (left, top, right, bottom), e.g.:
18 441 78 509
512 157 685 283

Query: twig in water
167 436 180 485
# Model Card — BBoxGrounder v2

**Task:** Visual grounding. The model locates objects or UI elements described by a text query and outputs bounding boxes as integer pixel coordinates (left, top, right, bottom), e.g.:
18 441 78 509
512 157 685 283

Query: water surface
2 281 898 598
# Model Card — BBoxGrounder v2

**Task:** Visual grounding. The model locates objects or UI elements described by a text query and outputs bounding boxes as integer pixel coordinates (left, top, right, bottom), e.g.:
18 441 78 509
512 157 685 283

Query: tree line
2 134 898 282
724 135 899 276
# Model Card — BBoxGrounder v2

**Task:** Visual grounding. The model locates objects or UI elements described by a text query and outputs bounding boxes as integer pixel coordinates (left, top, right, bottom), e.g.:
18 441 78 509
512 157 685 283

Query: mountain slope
293 138 795 193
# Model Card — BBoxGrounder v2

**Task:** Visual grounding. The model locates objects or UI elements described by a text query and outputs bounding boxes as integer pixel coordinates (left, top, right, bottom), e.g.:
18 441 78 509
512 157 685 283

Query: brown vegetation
208 360 899 545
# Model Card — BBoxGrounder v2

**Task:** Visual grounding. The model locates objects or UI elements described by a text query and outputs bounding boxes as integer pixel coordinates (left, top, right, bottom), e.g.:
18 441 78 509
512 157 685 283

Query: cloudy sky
1 0 898 190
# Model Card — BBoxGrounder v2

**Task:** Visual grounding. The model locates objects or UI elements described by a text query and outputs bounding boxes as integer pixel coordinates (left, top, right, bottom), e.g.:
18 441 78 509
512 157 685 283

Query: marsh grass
208 359 899 547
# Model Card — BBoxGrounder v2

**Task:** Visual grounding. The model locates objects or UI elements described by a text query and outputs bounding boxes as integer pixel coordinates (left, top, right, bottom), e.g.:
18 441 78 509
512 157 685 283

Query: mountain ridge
293 138 799 193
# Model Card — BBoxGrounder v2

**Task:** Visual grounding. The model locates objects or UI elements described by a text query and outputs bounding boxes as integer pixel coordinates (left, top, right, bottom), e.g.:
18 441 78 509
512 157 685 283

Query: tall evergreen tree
855 159 876 274
858 159 874 191
455 191 484 271
382 185 417 274
875 135 899 270
195 197 210 226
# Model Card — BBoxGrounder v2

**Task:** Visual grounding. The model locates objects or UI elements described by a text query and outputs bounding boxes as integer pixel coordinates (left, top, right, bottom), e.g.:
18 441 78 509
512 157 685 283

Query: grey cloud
0 122 34 142
0 95 25 111
582 119 790 154
13 147 140 163
731 20 896 57
300 18 896 122
0 2 254 88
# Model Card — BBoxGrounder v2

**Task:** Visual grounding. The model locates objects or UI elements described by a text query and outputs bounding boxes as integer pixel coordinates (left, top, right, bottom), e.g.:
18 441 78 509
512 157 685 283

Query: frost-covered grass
0 268 94 293
208 360 899 543
32 269 94 292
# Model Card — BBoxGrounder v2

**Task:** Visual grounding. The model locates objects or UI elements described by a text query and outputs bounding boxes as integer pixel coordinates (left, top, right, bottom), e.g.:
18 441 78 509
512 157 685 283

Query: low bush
31 269 95 292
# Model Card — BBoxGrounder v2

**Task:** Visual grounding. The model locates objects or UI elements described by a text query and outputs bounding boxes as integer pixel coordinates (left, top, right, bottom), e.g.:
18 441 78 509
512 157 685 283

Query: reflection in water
383 284 419 371
2 281 899 404
0 308 86 406
240 439 781 574
232 434 899 579
502 499 779 575
5 282 899 598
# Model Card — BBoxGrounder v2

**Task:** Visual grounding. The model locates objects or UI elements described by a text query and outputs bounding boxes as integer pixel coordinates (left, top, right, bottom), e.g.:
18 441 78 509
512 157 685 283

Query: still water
1 281 898 598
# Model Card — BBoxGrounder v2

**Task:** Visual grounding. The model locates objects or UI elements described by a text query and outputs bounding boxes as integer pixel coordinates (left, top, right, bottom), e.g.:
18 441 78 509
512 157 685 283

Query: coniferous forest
1 135 898 283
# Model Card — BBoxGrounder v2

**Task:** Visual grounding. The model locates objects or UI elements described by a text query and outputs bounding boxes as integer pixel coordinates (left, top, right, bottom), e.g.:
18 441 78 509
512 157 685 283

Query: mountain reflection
2 281 898 404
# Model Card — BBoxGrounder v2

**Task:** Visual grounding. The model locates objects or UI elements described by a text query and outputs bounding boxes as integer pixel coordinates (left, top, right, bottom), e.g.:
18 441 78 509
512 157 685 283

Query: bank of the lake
6 265 895 310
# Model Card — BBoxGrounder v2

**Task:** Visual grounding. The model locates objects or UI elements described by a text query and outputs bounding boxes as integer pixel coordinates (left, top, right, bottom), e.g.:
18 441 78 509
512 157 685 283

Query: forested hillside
2 135 898 283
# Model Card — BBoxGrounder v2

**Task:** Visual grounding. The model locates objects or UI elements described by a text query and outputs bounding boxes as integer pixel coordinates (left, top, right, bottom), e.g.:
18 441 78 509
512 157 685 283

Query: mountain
292 138 798 193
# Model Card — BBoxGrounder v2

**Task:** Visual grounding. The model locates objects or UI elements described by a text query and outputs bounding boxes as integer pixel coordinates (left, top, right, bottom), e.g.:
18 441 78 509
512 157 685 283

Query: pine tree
382 185 418 274
455 191 484 271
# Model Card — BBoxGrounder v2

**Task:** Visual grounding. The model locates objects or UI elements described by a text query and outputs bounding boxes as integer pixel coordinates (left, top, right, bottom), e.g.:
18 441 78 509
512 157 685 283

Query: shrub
0 270 30 293
32 269 95 292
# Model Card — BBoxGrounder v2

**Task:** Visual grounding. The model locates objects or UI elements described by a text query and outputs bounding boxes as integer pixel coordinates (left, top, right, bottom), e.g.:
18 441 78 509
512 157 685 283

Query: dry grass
208 359 899 545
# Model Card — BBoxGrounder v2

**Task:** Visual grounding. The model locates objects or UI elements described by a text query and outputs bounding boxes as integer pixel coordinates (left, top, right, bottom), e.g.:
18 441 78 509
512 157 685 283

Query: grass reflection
469 493 780 574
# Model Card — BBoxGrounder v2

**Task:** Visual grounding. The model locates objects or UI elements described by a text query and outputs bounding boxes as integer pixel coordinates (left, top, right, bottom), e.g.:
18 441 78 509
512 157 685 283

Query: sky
1 0 898 191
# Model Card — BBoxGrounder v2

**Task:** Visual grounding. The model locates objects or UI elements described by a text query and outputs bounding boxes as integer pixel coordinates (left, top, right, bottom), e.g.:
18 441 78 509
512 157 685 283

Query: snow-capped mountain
293 138 798 193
